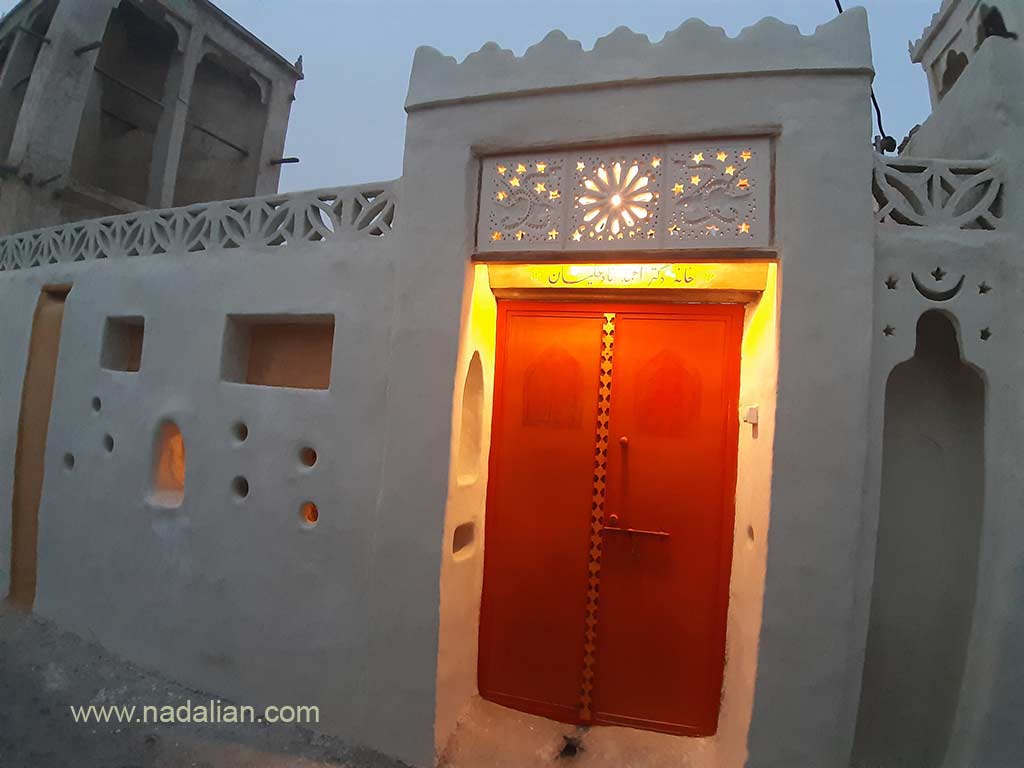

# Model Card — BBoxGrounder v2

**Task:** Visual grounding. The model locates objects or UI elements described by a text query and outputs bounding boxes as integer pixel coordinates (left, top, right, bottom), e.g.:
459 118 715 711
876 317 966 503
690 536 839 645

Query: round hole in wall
91 396 102 413
103 434 114 453
63 453 75 470
231 422 249 444
300 501 319 527
232 476 249 500
299 446 318 468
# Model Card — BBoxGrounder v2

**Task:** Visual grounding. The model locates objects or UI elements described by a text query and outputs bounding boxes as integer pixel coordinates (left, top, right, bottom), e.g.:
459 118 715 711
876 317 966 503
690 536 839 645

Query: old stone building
0 0 301 235
0 1 1020 767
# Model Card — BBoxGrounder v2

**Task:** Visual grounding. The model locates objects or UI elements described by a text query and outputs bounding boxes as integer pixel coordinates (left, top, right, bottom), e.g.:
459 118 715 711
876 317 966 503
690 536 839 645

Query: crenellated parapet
406 8 873 110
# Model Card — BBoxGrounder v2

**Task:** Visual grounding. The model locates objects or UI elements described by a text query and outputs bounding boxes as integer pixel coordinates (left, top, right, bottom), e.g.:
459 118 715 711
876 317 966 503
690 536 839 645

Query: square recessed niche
100 316 145 372
221 314 335 390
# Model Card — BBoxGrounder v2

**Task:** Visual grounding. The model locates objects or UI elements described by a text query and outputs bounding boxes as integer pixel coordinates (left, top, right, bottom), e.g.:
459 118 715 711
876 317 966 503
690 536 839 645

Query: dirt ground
0 604 409 768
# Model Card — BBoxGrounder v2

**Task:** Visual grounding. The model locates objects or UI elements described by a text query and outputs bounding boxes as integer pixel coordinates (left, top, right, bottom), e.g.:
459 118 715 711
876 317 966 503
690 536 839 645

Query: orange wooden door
478 305 607 722
593 305 742 735
479 301 742 736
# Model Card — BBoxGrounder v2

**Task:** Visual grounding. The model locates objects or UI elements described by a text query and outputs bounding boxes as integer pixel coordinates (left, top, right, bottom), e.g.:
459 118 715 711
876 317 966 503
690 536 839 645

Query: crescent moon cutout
912 273 965 302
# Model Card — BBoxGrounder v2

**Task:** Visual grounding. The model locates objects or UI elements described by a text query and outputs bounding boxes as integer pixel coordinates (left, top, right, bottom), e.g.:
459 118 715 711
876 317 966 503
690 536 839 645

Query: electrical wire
833 0 893 149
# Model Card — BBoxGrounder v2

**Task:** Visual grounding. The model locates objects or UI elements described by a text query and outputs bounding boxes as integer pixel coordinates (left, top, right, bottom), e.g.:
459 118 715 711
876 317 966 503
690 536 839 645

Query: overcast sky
4 0 941 191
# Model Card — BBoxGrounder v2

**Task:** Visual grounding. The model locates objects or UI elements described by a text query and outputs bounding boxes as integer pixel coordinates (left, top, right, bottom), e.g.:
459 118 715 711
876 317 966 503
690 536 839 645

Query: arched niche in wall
852 310 984 768
150 420 186 508
939 48 969 98
173 52 268 206
456 351 484 486
0 0 58 162
69 1 178 204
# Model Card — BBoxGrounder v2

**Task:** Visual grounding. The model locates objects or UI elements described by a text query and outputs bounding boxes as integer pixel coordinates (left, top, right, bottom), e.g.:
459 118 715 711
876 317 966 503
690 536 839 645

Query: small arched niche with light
456 352 485 486
150 420 186 508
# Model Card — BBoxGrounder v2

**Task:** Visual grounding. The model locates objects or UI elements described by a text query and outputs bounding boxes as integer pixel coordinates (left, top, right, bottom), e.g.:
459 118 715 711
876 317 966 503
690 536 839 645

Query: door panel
478 305 606 720
594 307 742 734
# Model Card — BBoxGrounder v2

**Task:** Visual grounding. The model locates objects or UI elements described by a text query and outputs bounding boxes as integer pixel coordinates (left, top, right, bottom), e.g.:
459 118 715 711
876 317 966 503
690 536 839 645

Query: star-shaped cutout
572 230 583 242
496 165 507 176
576 161 586 172
534 182 546 193
931 266 946 281
692 153 704 163
651 157 661 168
516 163 527 173
490 231 502 241
547 228 559 240
672 182 685 195
495 191 507 202
549 190 560 200
725 166 736 176
741 150 752 161
509 177 520 187
738 222 751 234
514 230 525 241
536 162 546 172
737 178 750 189
980 327 992 341
885 275 899 290
883 325 895 337
691 175 702 186
979 282 992 294
717 151 728 162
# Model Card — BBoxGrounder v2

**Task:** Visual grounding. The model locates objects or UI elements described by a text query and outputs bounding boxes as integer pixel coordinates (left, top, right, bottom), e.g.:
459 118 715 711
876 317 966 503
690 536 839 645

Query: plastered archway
435 261 779 766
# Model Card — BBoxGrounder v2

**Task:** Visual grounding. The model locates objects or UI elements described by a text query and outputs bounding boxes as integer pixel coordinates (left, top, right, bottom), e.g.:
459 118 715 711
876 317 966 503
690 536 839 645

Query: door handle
601 526 670 539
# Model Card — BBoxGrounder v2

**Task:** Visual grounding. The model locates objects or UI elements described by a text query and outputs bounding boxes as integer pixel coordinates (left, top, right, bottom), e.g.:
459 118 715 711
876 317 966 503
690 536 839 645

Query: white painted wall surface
0 8 912 768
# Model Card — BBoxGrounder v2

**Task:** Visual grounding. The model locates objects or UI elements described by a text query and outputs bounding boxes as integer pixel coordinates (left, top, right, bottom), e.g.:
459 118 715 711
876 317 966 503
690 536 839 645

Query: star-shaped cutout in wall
883 325 895 337
931 266 946 281
885 275 899 290
979 282 992 294
980 327 992 341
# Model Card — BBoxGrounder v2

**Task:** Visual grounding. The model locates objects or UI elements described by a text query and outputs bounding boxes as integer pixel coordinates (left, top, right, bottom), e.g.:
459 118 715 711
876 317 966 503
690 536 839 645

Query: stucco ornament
479 139 771 251
578 162 654 237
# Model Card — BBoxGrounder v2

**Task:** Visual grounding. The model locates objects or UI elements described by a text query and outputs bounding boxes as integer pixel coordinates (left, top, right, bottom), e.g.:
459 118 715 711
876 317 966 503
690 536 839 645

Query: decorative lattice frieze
873 156 1003 230
0 182 397 272
478 139 771 252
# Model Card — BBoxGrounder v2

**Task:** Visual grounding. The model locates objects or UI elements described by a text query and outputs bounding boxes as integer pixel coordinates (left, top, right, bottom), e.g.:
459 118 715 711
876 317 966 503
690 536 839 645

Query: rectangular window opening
221 314 335 390
101 316 145 372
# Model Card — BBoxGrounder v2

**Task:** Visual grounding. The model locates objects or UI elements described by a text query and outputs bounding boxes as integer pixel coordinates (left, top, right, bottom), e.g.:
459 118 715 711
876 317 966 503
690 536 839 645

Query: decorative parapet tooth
406 9 872 110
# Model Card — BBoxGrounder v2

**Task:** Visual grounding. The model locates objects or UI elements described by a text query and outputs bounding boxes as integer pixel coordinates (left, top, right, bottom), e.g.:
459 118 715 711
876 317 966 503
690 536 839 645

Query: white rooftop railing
0 181 398 272
873 155 1003 231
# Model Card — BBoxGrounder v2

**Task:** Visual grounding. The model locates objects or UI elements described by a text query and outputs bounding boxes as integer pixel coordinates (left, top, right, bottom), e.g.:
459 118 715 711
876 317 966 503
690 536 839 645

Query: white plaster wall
0 11 877 768
861 227 1016 767
847 38 1024 767
434 263 496 755
395 18 875 765
0 238 400 752
720 264 778 768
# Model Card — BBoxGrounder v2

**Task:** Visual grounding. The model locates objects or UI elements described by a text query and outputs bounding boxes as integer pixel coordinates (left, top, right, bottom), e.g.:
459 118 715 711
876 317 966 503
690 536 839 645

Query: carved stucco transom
477 138 771 252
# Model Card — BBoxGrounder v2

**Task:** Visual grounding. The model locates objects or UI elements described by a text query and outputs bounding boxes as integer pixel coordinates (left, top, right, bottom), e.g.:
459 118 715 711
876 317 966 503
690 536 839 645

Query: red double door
479 301 743 736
